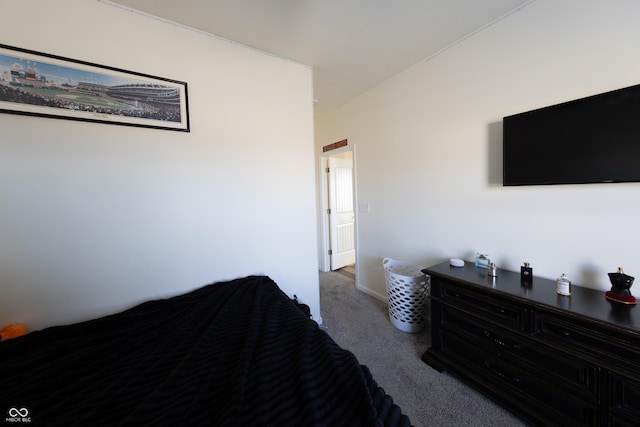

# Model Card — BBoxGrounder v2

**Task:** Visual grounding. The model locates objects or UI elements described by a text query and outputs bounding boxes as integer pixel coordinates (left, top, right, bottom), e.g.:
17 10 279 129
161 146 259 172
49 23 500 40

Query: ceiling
105 0 533 115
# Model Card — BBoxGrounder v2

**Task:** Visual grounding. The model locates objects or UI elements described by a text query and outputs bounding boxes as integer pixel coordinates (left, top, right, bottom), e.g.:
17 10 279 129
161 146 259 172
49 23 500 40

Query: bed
0 275 412 426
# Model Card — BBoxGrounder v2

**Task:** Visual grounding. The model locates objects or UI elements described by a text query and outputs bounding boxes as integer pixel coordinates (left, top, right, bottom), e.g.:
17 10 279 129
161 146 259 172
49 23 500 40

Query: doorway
319 146 357 284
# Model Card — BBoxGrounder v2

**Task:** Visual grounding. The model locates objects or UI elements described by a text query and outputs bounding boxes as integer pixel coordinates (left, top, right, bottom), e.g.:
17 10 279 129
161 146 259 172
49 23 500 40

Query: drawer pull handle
484 361 521 384
483 330 521 350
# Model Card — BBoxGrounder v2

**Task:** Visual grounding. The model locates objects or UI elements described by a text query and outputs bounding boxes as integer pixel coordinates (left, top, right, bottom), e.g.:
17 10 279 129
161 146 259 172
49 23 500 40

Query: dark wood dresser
422 261 640 426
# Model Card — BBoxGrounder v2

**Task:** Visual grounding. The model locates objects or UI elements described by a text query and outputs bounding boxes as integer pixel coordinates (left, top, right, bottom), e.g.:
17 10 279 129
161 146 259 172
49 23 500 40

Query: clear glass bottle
556 273 571 296
475 253 490 269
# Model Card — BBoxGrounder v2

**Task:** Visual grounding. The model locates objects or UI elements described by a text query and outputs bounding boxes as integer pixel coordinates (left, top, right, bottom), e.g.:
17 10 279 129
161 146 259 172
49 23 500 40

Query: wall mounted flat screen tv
503 83 640 186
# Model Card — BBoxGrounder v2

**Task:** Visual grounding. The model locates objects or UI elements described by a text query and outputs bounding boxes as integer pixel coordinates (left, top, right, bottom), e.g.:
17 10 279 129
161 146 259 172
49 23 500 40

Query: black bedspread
1 275 411 426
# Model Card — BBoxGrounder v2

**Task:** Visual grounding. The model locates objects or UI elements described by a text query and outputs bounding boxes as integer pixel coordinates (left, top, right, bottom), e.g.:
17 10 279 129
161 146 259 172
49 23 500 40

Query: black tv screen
503 83 640 186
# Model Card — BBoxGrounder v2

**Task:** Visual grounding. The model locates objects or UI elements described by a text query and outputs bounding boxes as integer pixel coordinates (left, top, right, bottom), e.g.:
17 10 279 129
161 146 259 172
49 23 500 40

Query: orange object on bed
0 324 27 341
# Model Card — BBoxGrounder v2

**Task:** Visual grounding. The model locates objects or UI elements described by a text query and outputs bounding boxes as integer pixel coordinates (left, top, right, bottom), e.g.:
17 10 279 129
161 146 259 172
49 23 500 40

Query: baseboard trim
356 285 388 303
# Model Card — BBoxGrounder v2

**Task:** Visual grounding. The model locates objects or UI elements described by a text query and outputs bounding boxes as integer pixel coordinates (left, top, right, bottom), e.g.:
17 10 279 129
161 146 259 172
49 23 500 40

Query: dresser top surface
424 261 640 334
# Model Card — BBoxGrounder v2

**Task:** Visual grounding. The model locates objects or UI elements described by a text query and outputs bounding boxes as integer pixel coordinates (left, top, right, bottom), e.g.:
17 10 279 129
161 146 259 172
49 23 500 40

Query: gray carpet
319 269 528 427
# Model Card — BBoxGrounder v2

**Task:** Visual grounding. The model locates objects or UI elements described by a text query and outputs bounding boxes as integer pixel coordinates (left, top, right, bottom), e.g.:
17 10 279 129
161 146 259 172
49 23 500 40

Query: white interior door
328 156 355 270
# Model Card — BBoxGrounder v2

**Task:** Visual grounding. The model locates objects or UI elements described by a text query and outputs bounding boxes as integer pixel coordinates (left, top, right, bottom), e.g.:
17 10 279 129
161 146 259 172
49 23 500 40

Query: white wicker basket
383 258 430 333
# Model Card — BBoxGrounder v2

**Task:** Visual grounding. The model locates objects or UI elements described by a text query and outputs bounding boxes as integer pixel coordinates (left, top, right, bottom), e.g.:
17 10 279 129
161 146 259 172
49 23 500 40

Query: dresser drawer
442 305 600 402
437 279 528 332
536 314 640 369
442 330 601 426
608 371 640 425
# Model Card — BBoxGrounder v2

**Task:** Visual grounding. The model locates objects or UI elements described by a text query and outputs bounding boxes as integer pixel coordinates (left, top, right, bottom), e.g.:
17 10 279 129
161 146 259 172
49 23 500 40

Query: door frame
319 145 359 284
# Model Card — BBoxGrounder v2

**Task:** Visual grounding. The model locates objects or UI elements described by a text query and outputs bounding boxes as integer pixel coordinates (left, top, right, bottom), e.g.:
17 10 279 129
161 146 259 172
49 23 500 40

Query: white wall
0 0 319 330
316 0 640 300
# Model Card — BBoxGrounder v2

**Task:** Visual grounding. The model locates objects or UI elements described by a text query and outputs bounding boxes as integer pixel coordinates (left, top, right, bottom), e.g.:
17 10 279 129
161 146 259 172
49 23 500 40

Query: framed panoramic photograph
0 44 189 132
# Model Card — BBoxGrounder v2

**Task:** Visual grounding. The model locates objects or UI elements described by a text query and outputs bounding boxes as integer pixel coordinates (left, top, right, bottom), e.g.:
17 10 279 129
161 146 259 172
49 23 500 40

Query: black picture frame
0 44 189 132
